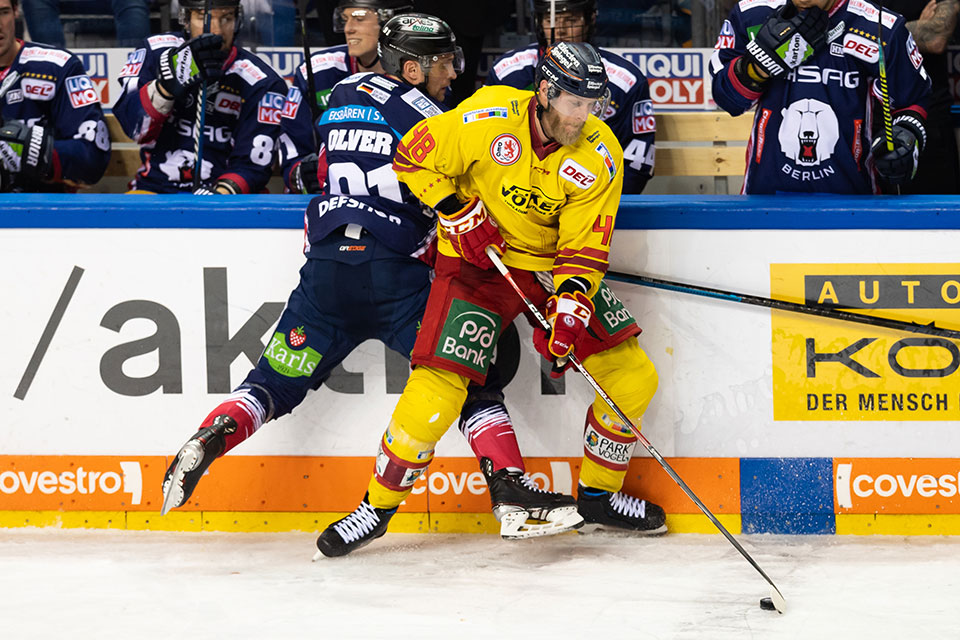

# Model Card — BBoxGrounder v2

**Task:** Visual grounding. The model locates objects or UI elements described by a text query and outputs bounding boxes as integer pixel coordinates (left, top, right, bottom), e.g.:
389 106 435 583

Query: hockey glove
743 2 828 81
156 33 226 102
290 153 324 194
437 197 506 270
871 113 926 185
533 290 594 378
0 121 54 183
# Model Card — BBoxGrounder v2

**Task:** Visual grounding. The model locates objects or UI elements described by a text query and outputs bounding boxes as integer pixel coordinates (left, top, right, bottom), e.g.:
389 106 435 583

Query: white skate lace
519 474 549 493
333 501 381 543
609 492 647 519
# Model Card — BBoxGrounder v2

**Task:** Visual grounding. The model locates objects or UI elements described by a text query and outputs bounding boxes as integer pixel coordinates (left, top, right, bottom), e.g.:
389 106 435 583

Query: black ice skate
481 458 584 539
577 485 667 535
314 493 397 558
160 415 236 515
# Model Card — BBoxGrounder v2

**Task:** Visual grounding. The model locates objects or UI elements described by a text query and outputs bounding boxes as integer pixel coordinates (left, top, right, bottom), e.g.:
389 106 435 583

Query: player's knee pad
391 366 470 443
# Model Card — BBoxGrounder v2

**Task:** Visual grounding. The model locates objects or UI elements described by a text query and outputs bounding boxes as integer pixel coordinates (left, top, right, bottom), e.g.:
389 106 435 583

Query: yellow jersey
393 84 624 297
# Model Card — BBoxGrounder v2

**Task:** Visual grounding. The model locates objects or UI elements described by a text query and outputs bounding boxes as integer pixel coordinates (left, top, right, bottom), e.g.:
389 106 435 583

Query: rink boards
3 194 960 535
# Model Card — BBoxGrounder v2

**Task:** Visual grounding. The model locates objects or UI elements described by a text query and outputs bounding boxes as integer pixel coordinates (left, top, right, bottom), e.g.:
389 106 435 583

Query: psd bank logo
0 459 142 506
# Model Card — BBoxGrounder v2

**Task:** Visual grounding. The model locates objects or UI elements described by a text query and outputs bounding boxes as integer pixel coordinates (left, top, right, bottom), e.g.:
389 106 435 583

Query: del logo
66 74 99 108
22 78 55 101
282 86 302 119
559 158 596 189
264 330 322 378
436 299 501 374
490 133 521 165
843 34 879 63
771 264 960 421
257 91 284 125
214 93 242 116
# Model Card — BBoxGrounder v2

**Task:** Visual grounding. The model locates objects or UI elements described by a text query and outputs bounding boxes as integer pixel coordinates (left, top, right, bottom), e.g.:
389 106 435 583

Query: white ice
2 529 958 639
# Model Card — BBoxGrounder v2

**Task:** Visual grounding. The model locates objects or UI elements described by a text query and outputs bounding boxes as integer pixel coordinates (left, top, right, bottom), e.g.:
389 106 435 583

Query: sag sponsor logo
0 461 142 504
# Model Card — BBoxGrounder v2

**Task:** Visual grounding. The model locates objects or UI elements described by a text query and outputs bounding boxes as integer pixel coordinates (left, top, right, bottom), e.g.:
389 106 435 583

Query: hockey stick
485 246 787 614
877 2 895 154
193 0 214 191
604 271 960 340
298 0 322 148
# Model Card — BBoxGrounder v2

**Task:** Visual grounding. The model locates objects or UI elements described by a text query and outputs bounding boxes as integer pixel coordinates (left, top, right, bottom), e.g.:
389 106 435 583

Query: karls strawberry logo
288 326 306 348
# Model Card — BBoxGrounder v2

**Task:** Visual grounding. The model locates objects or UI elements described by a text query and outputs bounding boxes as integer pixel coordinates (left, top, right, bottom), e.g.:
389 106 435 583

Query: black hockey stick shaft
298 0 322 148
877 2 895 153
193 0 213 190
486 247 787 610
606 271 960 340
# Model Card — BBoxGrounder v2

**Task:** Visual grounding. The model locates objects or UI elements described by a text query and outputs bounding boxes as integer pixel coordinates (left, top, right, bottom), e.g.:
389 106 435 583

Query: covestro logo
835 459 960 512
0 458 142 507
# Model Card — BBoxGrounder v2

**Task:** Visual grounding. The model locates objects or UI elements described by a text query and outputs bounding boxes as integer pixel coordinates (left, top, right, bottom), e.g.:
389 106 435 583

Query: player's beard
542 105 585 146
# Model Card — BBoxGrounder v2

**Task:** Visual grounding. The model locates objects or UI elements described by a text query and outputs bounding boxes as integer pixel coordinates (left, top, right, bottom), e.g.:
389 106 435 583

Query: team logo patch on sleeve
21 78 56 101
65 74 99 108
282 86 302 119
595 143 617 181
214 92 242 116
257 91 284 125
463 108 508 124
715 20 735 49
632 99 656 134
401 88 442 117
119 49 146 78
490 133 522 165
906 34 924 70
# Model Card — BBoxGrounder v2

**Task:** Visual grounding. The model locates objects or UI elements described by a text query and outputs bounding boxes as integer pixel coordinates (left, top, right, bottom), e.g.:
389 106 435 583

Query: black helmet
536 41 607 100
178 0 243 33
378 13 465 78
333 0 414 32
531 0 597 48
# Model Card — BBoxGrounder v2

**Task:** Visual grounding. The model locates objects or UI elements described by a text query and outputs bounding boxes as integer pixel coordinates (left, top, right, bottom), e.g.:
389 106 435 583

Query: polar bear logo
778 98 839 167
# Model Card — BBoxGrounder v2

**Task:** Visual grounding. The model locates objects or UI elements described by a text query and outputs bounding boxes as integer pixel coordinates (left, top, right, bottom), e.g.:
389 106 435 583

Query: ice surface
1 529 958 639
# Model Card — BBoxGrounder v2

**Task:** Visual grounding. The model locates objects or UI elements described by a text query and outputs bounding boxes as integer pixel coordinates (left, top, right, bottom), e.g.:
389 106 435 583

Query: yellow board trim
666 513 742 534
837 514 960 535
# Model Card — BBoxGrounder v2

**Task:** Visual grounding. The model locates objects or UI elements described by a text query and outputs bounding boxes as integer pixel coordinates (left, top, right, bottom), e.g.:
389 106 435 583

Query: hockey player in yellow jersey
317 42 665 557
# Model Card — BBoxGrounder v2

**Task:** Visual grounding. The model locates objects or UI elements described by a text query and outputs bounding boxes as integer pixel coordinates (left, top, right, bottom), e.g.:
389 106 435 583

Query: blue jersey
113 32 287 193
278 45 359 190
1 41 110 189
487 44 655 194
304 72 445 258
710 0 931 194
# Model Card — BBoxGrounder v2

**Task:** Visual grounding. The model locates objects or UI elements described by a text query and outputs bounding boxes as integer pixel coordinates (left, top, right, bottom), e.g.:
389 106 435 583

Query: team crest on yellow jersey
490 133 522 165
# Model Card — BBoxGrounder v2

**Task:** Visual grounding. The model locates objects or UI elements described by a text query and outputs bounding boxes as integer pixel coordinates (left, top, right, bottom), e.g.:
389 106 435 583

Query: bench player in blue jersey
0 0 109 192
486 0 656 194
113 0 286 194
710 0 931 194
160 14 584 544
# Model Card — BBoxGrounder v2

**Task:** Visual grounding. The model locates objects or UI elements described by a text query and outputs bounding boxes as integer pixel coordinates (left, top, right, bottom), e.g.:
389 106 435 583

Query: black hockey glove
871 113 927 185
0 121 54 184
156 33 226 102
291 154 324 194
742 2 829 81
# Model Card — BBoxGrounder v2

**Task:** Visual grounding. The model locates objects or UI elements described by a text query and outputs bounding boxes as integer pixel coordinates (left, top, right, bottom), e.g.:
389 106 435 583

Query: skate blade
160 441 204 516
577 522 668 536
312 550 324 562
499 506 585 540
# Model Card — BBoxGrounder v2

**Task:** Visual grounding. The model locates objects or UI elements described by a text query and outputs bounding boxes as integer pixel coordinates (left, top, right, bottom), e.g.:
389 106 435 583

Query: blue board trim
740 457 836 535
1 194 960 230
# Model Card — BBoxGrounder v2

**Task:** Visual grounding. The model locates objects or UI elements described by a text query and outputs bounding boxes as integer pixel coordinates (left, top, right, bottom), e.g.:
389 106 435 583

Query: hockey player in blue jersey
279 0 413 193
711 0 931 194
160 14 583 545
113 0 286 194
0 0 109 192
485 0 655 194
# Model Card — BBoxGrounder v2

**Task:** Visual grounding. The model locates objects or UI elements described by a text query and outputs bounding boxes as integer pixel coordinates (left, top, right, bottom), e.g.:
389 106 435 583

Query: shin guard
579 406 639 493
459 400 524 473
367 421 436 509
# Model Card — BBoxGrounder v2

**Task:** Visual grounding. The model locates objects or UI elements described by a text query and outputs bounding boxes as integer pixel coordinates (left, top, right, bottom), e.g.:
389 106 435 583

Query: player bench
102 111 753 192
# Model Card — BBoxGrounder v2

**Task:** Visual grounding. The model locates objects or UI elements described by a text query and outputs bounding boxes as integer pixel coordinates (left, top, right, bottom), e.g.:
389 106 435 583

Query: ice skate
481 458 584 539
160 415 236 515
314 493 397 558
577 485 667 535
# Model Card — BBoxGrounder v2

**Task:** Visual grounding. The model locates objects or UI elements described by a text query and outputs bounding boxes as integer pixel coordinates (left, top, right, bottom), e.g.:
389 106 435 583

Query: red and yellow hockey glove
533 291 594 378
437 197 505 270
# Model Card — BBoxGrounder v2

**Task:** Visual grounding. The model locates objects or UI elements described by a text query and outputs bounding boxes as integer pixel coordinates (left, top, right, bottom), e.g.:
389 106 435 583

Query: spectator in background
0 0 110 192
21 0 151 48
113 0 286 193
886 0 960 194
